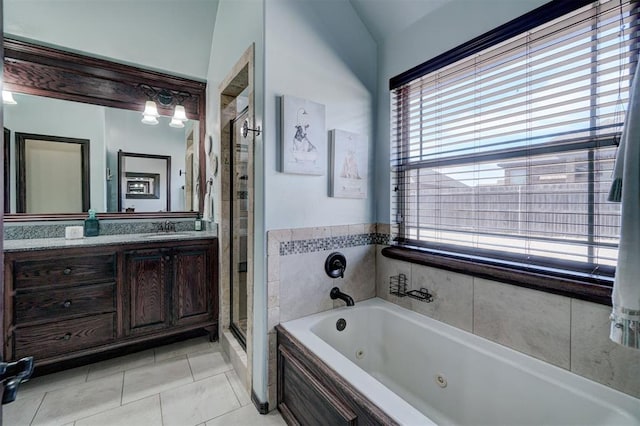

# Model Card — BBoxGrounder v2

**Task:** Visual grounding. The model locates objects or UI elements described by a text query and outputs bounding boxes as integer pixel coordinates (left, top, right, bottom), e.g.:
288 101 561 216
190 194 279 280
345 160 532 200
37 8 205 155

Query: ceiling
348 0 452 43
3 0 450 80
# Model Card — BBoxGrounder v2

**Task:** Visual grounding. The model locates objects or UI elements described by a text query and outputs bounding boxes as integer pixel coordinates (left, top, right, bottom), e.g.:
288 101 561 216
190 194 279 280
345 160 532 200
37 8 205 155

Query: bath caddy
389 274 433 302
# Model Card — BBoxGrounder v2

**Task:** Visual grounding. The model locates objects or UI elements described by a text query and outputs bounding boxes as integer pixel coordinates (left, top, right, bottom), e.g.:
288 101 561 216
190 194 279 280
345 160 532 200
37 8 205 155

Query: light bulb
142 100 159 118
173 105 188 122
141 114 159 125
3 90 17 105
169 117 185 128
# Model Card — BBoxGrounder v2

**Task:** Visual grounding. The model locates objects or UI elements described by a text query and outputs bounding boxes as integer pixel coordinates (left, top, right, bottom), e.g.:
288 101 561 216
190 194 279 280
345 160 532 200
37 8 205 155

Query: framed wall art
330 129 367 199
280 95 326 175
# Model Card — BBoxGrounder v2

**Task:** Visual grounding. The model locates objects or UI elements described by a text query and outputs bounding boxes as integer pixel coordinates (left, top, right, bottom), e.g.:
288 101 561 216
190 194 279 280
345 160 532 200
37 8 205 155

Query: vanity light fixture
2 90 17 105
139 84 190 127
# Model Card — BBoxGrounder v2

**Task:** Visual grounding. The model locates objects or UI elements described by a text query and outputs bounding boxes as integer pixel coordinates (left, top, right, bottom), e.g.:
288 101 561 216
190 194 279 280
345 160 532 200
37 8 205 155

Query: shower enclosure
229 107 249 347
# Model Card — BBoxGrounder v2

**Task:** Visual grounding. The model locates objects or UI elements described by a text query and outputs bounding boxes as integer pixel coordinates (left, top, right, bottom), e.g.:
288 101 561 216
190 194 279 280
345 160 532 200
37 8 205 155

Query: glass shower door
229 107 249 348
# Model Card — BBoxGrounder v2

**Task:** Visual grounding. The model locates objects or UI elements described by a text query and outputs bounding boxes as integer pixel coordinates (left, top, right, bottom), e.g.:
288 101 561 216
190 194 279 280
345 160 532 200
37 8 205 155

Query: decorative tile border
279 233 389 256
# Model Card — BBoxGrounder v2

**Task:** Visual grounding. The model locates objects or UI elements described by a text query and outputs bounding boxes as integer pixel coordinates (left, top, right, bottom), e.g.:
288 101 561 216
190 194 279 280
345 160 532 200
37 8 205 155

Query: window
390 0 639 282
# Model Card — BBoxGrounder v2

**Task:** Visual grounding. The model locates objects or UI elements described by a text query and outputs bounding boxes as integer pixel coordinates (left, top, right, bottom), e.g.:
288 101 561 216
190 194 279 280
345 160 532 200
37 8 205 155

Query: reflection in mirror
4 93 200 214
15 132 90 213
117 151 170 212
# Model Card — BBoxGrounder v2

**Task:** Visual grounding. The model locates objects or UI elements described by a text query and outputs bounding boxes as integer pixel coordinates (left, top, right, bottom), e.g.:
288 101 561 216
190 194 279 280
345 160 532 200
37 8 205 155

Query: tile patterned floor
6 337 286 426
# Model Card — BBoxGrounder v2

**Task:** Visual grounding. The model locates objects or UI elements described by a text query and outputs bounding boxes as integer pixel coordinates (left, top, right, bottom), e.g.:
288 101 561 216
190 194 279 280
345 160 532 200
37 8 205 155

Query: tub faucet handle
325 252 347 278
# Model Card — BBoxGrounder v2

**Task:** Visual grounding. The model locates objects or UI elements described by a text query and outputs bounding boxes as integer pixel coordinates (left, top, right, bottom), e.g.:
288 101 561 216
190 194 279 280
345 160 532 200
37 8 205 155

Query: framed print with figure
330 129 367 199
280 95 326 175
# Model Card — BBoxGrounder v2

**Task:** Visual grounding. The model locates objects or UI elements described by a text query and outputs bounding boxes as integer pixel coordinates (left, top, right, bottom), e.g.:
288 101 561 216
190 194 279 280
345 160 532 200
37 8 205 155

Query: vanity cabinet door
172 245 213 327
123 248 171 336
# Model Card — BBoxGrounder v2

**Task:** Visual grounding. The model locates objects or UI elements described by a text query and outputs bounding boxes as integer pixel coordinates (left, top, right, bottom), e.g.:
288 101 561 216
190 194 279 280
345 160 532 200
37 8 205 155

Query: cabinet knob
62 333 71 341
63 268 72 275
62 300 72 308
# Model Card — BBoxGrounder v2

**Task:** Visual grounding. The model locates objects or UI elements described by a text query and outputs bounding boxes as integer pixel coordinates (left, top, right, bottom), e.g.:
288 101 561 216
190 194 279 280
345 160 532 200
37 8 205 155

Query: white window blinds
391 0 638 278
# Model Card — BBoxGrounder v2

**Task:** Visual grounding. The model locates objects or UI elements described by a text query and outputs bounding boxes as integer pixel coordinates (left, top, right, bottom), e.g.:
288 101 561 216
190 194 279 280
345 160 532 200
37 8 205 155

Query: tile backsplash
4 219 198 240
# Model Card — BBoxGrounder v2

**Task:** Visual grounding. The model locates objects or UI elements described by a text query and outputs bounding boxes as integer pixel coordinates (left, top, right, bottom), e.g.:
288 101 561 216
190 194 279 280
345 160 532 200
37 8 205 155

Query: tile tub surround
265 223 384 409
5 336 285 426
376 247 640 400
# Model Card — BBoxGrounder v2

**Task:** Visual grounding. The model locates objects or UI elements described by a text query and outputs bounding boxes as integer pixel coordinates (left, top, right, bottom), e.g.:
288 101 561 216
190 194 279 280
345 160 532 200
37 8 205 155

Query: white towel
608 61 640 349
202 179 213 222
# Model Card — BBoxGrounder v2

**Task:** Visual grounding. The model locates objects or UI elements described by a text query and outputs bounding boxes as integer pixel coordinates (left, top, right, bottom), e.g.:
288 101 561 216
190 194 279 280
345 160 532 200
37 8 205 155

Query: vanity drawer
14 283 115 325
12 254 116 289
13 313 115 360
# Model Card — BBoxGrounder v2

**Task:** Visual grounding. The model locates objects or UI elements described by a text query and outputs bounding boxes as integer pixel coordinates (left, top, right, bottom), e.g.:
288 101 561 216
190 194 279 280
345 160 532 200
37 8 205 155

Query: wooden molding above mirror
3 37 207 221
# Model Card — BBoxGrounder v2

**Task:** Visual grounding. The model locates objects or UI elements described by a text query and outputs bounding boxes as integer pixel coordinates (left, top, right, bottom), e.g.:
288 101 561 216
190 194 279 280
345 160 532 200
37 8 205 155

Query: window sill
381 245 613 306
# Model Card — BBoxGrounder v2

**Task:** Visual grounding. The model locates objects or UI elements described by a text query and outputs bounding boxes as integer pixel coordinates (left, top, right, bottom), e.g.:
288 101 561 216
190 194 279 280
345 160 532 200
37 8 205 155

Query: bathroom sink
140 233 192 239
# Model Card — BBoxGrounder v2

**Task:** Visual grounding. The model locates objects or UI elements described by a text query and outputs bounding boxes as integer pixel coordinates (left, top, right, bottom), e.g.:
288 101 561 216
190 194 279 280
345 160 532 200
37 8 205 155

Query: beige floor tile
188 351 233 381
75 394 162 426
4 394 43 426
87 349 155 381
160 374 240 426
225 370 251 406
154 336 214 362
122 356 193 404
17 365 89 401
206 405 286 426
31 373 123 426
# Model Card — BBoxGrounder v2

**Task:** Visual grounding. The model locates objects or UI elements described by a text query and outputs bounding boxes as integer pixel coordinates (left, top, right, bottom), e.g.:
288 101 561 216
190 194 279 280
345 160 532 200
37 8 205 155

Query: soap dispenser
84 209 100 237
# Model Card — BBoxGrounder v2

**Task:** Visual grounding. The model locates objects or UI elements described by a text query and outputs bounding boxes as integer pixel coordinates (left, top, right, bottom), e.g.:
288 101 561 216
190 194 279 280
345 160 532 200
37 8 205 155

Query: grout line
158 393 165 426
28 392 47 426
223 370 242 407
120 370 125 406
471 277 475 334
186 353 196 382
569 298 573 371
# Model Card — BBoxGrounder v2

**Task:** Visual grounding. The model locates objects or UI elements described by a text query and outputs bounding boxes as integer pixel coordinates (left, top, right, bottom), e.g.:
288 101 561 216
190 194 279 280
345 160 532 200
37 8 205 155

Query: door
124 248 171 335
173 245 212 327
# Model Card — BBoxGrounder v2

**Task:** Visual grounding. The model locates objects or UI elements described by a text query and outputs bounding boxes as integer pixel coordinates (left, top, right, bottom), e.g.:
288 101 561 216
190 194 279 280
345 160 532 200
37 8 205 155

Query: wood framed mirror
3 38 206 221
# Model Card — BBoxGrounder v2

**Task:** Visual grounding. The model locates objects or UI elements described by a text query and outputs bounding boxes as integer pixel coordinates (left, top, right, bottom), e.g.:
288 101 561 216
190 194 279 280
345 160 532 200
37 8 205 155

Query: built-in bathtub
279 298 640 425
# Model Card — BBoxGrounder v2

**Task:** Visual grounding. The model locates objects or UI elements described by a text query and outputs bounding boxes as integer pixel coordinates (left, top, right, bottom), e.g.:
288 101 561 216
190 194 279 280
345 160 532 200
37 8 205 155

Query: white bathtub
281 298 640 426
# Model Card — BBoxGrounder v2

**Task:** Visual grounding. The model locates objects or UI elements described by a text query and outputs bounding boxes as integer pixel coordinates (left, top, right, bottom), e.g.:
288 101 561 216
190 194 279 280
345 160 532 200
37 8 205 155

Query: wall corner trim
251 389 269 414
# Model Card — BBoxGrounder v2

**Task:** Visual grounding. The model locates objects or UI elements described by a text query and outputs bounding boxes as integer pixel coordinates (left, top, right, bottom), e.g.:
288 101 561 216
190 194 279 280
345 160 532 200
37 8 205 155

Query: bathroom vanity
3 233 218 367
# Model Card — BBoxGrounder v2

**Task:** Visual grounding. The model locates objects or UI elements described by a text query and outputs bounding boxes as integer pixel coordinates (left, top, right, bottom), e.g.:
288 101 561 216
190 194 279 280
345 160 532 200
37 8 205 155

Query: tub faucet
330 287 354 307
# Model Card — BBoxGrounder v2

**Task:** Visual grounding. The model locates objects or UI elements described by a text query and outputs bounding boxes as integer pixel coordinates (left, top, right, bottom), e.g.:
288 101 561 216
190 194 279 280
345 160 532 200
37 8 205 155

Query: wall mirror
2 38 206 221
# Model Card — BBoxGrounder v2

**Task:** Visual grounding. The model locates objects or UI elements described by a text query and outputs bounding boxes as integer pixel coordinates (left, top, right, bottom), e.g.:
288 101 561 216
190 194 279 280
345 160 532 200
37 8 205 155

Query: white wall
4 93 107 212
375 0 549 222
104 108 187 212
264 0 377 230
205 0 266 404
4 0 217 80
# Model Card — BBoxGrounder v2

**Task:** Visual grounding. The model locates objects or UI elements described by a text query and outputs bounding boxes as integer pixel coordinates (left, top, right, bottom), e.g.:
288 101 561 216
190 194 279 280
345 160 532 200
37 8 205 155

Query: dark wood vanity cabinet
123 243 215 337
4 238 218 367
7 250 117 361
123 248 172 336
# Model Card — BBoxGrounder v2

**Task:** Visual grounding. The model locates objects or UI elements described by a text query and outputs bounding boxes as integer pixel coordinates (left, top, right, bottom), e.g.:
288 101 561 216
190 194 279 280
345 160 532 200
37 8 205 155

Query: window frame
387 0 636 305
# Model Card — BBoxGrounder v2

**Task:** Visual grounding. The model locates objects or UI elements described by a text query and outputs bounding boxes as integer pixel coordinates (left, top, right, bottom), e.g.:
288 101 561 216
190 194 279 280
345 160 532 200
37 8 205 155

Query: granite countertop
3 230 218 252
